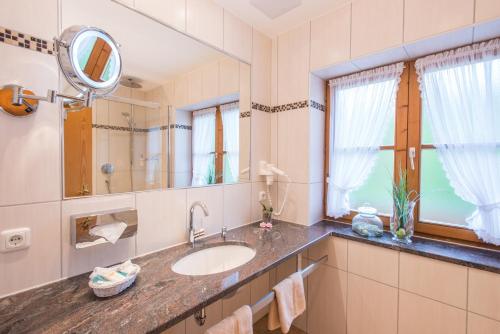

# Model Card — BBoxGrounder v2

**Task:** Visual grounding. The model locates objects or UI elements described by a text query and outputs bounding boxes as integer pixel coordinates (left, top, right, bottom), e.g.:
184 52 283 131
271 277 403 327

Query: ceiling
215 0 350 37
62 0 223 90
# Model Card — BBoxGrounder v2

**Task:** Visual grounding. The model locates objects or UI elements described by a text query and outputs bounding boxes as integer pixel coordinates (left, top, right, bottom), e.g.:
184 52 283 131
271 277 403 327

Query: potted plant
390 167 420 243
260 200 273 226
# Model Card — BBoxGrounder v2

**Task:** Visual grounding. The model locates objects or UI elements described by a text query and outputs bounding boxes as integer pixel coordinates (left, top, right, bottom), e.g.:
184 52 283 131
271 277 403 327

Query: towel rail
250 255 328 315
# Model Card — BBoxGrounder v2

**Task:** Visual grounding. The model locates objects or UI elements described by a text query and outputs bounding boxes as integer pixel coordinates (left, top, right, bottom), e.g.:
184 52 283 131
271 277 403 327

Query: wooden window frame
324 60 494 247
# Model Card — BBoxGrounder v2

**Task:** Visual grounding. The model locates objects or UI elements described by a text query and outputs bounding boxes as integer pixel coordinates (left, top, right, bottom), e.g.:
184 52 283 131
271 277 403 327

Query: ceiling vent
250 0 302 19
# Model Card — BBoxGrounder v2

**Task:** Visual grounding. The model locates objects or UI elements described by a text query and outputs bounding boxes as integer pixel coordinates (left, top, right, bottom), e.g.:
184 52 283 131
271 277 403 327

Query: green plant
392 166 420 237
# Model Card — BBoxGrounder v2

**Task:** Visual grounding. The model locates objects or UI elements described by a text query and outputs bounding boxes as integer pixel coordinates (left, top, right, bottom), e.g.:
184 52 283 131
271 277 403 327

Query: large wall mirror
62 0 251 198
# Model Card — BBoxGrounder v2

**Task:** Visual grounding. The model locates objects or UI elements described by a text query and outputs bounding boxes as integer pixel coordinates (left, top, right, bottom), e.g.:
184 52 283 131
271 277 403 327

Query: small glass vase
390 201 415 244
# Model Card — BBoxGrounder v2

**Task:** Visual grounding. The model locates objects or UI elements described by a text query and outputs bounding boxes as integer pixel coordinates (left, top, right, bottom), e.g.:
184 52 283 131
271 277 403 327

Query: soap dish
89 263 141 298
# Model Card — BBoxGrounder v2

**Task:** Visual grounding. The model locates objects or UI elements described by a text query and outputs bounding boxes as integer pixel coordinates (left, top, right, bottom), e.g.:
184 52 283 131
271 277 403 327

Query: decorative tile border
240 111 251 118
0 26 54 55
92 123 192 132
271 100 308 113
310 100 326 112
251 102 271 113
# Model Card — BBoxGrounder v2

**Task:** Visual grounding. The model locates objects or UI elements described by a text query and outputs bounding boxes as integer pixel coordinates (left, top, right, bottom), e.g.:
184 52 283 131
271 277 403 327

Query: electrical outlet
1 228 31 253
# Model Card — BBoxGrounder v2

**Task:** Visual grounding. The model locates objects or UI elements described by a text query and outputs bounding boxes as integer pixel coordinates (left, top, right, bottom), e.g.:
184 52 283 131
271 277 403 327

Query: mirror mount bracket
0 84 93 117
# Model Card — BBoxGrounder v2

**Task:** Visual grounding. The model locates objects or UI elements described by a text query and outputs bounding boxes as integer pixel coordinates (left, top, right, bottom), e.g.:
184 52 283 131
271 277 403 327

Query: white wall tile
251 30 272 106
307 265 347 334
250 271 270 322
222 283 251 317
277 182 310 225
277 23 310 105
0 45 61 206
347 273 398 334
467 312 500 334
136 189 187 256
134 0 186 31
186 300 222 334
351 0 404 58
348 241 399 287
308 182 324 224
310 4 351 71
0 0 58 40
468 268 500 321
398 290 466 334
223 10 252 63
404 0 474 43
308 84 325 183
475 0 500 23
250 181 276 222
61 194 136 278
0 201 61 297
277 108 310 183
223 182 251 229
186 0 223 49
250 109 270 181
399 253 467 309
186 185 223 236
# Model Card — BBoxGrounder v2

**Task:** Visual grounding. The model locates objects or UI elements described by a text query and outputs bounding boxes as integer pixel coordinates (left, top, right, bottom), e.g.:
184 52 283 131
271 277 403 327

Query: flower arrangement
260 198 273 228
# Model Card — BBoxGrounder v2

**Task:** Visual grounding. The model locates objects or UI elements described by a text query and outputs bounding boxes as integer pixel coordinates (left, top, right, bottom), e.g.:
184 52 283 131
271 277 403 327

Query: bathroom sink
171 243 256 276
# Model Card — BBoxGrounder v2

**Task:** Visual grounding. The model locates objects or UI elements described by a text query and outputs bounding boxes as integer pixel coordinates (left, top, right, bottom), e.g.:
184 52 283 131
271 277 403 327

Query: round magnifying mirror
56 26 122 97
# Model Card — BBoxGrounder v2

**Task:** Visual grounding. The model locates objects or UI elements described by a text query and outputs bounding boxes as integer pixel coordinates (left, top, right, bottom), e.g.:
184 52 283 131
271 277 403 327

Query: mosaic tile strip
251 102 271 113
0 26 54 55
271 100 309 113
240 111 251 118
170 124 192 130
92 123 192 132
310 100 326 112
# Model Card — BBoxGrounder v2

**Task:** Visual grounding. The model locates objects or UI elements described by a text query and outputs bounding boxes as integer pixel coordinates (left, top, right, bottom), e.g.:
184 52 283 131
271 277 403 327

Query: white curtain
191 107 216 186
327 62 404 218
221 102 240 183
416 38 500 245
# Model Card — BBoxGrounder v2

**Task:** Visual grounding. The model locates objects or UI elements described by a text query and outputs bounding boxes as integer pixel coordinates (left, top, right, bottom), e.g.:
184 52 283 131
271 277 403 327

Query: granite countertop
1 220 499 334
0 221 333 334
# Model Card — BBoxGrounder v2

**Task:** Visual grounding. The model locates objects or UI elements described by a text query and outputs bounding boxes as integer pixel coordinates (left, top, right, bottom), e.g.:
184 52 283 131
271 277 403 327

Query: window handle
409 147 416 170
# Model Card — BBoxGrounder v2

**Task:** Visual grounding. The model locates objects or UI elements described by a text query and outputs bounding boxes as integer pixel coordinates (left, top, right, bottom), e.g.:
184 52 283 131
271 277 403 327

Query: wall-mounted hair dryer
258 161 291 217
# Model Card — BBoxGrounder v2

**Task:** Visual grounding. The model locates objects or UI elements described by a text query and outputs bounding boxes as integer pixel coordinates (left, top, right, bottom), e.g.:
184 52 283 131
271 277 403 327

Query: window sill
319 219 500 274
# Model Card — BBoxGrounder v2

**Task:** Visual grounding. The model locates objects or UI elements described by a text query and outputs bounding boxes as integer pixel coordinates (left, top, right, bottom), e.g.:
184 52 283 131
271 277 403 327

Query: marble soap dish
88 260 141 298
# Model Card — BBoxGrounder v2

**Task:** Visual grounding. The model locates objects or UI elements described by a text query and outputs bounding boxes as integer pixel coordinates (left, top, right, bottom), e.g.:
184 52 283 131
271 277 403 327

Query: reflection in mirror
62 0 251 198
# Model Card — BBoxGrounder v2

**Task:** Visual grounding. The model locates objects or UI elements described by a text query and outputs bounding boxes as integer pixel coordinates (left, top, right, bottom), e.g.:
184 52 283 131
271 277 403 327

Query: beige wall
306 237 500 334
0 0 272 298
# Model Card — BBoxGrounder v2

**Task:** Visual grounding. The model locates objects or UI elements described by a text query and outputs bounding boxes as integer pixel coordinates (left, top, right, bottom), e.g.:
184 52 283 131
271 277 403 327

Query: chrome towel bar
250 254 328 315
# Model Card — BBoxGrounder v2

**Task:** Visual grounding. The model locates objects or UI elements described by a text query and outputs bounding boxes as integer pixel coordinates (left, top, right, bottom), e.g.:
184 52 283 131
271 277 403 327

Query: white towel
205 305 253 334
89 222 127 244
89 260 138 286
267 272 306 333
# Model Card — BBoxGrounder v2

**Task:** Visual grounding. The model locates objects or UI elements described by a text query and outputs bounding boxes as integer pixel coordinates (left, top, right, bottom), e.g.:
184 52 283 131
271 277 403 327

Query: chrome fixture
0 26 122 117
194 308 207 326
189 201 208 247
221 226 227 240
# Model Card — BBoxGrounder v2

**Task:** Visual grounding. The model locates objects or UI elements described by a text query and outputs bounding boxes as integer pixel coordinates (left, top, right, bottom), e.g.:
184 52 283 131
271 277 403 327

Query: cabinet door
404 0 473 43
351 0 403 58
187 0 223 49
223 10 252 63
134 0 186 31
310 4 351 71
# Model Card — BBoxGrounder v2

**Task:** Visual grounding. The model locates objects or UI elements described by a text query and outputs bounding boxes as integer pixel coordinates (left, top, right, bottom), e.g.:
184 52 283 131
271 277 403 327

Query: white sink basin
172 244 256 276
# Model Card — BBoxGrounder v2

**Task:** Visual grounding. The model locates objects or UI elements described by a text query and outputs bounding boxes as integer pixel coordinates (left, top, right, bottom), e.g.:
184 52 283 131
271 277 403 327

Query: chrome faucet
189 201 208 247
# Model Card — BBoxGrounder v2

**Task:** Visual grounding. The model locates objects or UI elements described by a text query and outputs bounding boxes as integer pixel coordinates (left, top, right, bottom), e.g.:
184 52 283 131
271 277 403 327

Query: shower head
120 76 143 89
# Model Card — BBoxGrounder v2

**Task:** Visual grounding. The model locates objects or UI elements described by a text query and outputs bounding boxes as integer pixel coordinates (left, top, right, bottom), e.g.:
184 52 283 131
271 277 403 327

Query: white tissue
89 222 127 244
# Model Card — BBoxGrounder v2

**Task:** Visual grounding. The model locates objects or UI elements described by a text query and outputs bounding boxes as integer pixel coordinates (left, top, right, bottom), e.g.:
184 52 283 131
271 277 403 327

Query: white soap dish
89 261 141 298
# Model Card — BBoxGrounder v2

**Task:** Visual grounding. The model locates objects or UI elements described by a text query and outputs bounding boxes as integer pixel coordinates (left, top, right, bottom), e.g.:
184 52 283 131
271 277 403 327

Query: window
191 102 240 186
325 39 500 246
